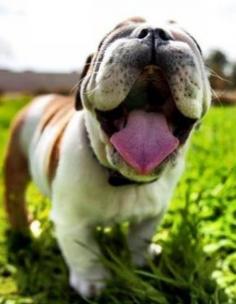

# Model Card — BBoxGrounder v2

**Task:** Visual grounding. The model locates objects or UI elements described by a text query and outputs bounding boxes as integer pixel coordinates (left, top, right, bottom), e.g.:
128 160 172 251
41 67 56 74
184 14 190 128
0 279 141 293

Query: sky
0 0 235 72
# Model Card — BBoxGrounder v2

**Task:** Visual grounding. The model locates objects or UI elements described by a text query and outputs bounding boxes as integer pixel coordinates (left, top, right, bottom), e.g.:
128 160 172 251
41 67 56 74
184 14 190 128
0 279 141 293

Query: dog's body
4 17 211 297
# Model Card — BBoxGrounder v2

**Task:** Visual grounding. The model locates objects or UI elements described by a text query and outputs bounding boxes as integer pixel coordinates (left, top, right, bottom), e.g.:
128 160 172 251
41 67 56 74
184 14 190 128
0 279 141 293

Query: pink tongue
110 110 179 174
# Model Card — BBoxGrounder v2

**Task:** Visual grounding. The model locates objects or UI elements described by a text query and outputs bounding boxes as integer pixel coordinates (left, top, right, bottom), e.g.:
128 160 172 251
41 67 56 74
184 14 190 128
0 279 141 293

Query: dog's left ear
75 54 94 110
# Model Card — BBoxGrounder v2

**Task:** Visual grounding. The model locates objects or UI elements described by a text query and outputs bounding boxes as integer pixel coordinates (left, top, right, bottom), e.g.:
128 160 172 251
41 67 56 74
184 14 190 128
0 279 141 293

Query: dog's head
76 17 211 182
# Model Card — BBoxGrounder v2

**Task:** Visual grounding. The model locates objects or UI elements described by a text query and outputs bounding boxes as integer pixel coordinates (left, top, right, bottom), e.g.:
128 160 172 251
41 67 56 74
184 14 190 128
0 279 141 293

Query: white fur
20 95 55 156
21 102 193 298
170 28 211 117
48 110 185 297
20 103 186 296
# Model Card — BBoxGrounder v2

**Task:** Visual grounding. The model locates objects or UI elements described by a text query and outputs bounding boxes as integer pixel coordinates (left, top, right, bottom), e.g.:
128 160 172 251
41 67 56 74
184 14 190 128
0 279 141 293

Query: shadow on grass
4 195 229 304
5 228 87 304
95 212 229 304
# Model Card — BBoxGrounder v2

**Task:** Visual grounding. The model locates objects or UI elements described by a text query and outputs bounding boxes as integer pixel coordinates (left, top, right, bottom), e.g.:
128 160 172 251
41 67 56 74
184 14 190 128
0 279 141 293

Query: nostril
138 28 150 39
155 29 172 41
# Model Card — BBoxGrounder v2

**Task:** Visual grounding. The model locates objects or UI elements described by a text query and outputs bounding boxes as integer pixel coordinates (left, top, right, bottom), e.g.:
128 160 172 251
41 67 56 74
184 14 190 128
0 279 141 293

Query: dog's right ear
75 53 94 110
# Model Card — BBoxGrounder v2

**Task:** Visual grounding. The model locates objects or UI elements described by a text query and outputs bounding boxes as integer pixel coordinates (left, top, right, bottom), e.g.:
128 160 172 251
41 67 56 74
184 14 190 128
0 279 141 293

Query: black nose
137 27 172 42
154 28 172 41
137 28 151 39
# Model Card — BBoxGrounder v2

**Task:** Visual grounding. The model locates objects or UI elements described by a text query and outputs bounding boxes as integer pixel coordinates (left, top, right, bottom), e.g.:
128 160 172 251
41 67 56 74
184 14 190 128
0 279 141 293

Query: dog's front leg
55 223 109 298
128 216 163 267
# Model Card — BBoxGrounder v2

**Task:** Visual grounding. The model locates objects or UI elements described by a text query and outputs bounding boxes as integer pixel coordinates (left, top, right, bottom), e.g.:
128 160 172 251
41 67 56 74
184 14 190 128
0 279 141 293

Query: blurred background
0 1 236 303
0 0 236 99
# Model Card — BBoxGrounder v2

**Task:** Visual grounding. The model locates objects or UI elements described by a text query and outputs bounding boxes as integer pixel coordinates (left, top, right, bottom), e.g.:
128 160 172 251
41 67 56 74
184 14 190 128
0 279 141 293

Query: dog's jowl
4 17 211 298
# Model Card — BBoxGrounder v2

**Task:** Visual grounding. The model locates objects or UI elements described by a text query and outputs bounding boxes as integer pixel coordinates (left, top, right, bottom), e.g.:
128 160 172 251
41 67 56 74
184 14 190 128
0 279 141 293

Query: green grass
0 95 236 304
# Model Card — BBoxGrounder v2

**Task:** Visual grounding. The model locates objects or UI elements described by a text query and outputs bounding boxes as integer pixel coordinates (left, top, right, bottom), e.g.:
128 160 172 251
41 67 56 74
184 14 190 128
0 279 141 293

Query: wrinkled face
78 18 211 182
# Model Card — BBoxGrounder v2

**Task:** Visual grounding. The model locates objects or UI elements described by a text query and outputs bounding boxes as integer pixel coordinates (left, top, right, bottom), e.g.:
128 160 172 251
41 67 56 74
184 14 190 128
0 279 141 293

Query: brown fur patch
33 95 75 186
46 109 74 184
38 96 74 134
4 106 31 232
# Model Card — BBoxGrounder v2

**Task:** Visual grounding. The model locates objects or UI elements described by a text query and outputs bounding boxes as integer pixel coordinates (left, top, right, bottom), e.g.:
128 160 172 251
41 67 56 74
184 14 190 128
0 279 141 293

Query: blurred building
0 69 80 94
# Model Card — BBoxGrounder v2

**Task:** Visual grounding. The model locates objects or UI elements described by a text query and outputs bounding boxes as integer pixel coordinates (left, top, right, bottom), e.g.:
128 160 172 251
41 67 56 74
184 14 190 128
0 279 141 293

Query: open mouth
95 65 196 175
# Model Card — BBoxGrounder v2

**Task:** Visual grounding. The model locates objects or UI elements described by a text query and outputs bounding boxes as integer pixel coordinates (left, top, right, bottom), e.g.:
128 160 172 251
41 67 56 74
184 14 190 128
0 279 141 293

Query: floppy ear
75 54 94 110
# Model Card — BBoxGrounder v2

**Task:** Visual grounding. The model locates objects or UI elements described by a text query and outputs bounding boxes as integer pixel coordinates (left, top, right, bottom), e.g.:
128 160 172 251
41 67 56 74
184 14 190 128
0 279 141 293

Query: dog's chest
50 112 185 226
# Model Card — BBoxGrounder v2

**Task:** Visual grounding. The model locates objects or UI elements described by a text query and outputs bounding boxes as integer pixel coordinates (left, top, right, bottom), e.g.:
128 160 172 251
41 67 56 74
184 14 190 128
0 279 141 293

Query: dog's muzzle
80 21 211 180
95 64 197 175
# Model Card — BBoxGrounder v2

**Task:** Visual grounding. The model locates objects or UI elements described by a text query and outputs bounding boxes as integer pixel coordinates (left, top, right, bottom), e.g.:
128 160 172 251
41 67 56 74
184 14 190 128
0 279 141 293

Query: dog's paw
148 243 162 257
132 243 162 267
131 252 147 267
69 269 108 298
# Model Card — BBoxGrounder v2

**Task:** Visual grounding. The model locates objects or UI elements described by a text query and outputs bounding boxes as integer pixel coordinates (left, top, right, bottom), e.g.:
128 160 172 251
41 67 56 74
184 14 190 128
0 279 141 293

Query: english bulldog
4 17 211 298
